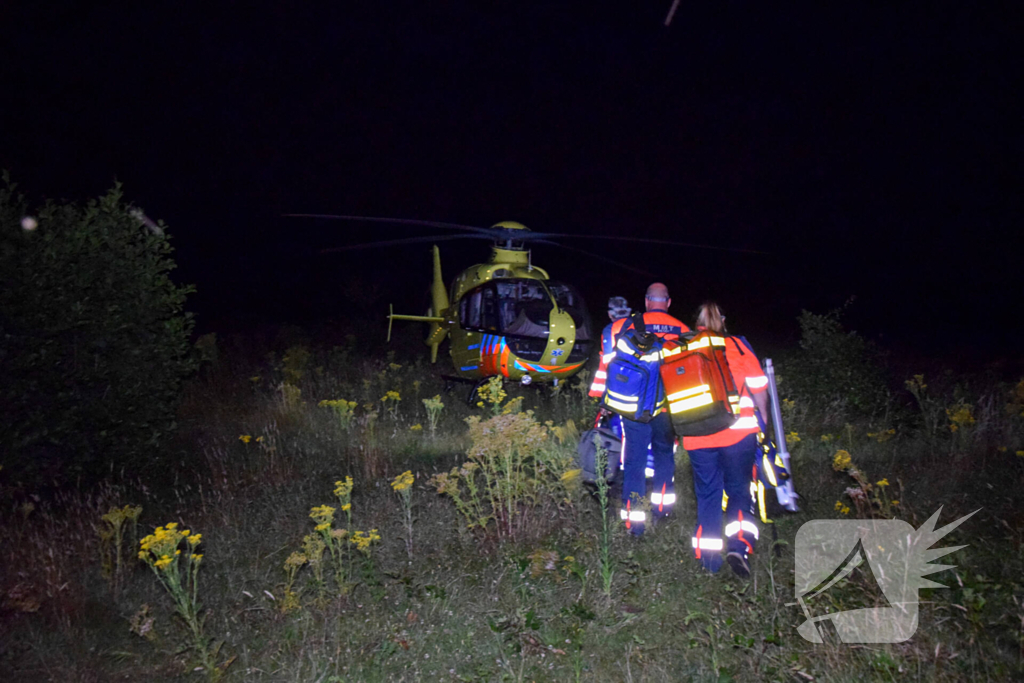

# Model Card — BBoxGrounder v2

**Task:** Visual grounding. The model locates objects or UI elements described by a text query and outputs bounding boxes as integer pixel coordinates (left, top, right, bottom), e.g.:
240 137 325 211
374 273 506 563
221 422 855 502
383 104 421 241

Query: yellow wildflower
391 470 415 492
1017 451 1024 458
840 505 850 515
382 390 401 402
832 450 852 471
876 478 889 488
410 423 423 431
892 500 900 506
389 363 402 371
350 529 381 554
334 477 354 498
256 435 265 443
192 554 202 564
786 431 801 447
239 435 252 444
342 503 351 512
188 534 201 546
309 505 336 525
315 522 330 532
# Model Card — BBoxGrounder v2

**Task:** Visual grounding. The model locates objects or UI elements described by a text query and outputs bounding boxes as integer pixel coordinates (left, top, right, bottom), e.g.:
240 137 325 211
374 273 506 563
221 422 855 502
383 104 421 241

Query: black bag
577 425 621 484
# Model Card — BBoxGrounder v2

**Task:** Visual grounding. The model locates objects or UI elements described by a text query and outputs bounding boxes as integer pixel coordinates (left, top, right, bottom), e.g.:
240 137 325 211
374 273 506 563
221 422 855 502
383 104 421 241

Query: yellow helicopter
290 214 763 389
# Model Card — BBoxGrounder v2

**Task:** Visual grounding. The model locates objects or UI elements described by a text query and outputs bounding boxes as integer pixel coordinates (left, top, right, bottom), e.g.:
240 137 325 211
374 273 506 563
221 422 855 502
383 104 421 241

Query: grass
2 341 1023 682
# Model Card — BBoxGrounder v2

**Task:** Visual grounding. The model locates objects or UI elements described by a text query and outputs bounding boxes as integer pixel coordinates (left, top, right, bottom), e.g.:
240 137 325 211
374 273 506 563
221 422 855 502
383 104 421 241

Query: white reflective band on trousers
746 376 769 389
644 467 655 478
602 352 616 364
650 492 676 505
590 382 607 393
724 520 760 539
691 537 724 551
620 509 647 522
594 370 608 380
738 395 755 409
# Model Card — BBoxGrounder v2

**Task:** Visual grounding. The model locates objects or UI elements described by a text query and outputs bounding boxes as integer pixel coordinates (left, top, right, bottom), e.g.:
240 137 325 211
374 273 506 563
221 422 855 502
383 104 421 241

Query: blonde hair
695 301 727 334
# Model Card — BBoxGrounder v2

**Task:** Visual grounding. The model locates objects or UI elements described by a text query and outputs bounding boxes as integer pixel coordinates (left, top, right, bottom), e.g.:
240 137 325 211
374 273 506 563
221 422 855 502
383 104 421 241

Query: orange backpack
659 331 740 436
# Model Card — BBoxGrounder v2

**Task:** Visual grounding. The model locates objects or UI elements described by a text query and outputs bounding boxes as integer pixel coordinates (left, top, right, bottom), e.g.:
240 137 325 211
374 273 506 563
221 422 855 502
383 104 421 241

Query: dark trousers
621 412 675 533
688 433 758 572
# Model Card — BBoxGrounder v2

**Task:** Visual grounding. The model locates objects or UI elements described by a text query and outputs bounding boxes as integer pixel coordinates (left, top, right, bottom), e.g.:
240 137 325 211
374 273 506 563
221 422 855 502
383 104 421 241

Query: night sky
2 2 1019 357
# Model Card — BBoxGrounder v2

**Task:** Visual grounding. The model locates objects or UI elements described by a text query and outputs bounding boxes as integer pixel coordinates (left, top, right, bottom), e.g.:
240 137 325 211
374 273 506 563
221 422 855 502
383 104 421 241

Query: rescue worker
682 302 769 577
594 283 688 536
588 296 655 482
588 296 633 397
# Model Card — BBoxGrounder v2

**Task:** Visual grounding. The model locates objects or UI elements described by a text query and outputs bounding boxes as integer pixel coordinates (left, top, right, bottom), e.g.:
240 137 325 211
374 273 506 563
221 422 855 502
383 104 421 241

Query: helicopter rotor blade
535 233 770 255
320 234 490 254
531 241 655 277
286 214 499 237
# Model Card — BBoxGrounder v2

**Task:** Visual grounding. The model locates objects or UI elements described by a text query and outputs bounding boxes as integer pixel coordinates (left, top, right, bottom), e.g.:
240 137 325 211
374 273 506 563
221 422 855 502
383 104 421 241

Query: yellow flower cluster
388 363 402 371
834 500 851 515
410 424 423 431
381 390 401 403
309 505 336 529
946 403 976 433
832 450 852 471
905 374 927 393
867 428 896 443
239 434 252 444
333 477 353 499
139 522 201 572
876 478 890 488
785 431 801 447
391 470 415 492
102 504 142 527
350 529 381 553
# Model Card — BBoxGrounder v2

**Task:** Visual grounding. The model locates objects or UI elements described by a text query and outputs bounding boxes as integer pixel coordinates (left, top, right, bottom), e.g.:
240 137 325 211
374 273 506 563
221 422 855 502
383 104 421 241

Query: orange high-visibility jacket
681 333 768 450
588 311 689 398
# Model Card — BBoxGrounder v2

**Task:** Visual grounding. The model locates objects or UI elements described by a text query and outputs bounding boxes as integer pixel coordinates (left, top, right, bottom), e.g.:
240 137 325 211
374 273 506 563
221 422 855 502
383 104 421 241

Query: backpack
659 330 740 436
600 312 664 423
577 419 622 484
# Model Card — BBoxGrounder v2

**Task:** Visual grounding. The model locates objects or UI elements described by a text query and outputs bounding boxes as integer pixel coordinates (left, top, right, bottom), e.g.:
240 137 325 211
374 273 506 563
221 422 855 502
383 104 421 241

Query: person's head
645 283 671 312
695 301 727 334
607 296 631 321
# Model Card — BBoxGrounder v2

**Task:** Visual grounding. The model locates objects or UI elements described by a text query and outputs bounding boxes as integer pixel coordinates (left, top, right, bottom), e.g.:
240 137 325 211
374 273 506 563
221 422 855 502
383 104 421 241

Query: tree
0 174 195 483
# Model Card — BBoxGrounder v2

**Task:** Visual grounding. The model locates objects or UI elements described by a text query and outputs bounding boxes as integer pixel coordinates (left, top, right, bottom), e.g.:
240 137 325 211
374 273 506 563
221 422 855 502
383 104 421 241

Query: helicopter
289 214 766 390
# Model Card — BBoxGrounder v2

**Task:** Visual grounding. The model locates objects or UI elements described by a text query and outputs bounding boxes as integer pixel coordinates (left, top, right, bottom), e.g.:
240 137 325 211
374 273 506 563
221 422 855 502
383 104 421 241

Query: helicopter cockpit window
460 279 592 342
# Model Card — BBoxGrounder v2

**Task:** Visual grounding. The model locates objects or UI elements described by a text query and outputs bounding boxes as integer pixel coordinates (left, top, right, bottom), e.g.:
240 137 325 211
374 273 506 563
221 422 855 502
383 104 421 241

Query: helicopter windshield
460 279 592 341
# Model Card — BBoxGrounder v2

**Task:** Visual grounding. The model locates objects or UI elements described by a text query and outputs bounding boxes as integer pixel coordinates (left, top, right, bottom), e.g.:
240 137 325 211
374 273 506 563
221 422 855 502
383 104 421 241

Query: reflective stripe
746 376 768 389
661 346 683 359
620 509 646 522
687 335 726 350
691 537 724 550
605 397 637 413
738 396 755 409
725 520 760 539
644 467 655 478
594 370 608 380
730 416 760 430
602 352 616 364
757 481 768 524
651 492 676 505
669 393 714 413
666 384 710 402
606 389 636 401
590 382 607 393
721 491 729 511
762 454 778 486
615 338 660 362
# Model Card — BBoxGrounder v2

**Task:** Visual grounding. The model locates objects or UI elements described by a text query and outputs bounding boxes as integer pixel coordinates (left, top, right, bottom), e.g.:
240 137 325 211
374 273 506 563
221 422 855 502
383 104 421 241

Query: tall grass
2 337 1022 681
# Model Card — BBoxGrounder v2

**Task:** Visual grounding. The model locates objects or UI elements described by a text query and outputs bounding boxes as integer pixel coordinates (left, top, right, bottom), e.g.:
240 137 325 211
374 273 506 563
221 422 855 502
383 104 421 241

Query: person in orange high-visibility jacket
682 302 769 576
600 283 689 536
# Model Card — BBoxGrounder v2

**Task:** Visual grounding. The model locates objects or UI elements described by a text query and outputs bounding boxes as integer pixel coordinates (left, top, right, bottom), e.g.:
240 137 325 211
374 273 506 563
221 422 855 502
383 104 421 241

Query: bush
0 176 195 482
780 305 888 419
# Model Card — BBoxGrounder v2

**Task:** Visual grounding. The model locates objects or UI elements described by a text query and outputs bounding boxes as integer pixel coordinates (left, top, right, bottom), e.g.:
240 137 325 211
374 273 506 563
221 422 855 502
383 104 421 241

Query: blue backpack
601 313 664 423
